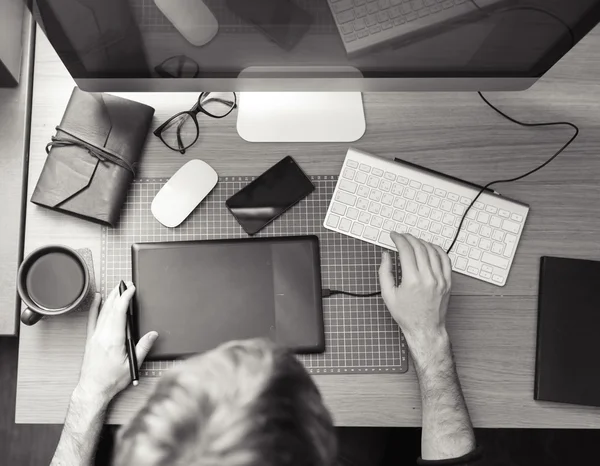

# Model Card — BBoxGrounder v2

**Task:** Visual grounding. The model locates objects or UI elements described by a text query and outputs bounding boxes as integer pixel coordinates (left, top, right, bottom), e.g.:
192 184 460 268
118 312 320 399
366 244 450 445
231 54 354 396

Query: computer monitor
27 0 600 141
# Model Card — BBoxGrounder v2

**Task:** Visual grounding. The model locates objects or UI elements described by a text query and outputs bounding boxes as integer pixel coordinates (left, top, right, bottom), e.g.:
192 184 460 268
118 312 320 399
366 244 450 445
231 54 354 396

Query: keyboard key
401 3 411 14
432 236 445 247
403 188 416 200
376 11 389 22
393 198 406 209
503 234 517 257
333 0 356 13
406 214 417 226
363 226 379 241
341 23 355 34
357 198 369 210
431 4 442 12
381 193 394 205
458 231 466 242
356 7 368 18
357 185 370 197
379 179 392 192
474 201 484 210
447 192 459 202
486 205 498 214
344 32 357 42
443 0 454 8
354 18 367 30
367 176 379 188
467 266 479 275
369 190 382 201
421 232 433 242
391 183 403 196
347 207 359 220
481 264 493 274
502 219 520 234
492 274 504 284
456 257 468 270
369 24 382 33
466 222 479 234
492 230 504 242
409 227 421 238
397 176 409 185
381 206 393 218
409 180 422 189
355 171 368 184
491 242 504 255
343 168 356 179
346 159 358 168
416 192 428 204
460 197 471 205
499 209 510 218
357 28 369 38
337 10 356 23
351 222 364 236
466 234 479 246
466 210 477 220
368 202 381 214
477 211 490 223
417 218 430 230
389 5 402 18
411 0 424 9
457 244 469 256
379 0 390 8
393 210 405 222
359 163 371 172
490 216 502 228
442 213 455 225
480 226 492 238
511 213 524 222
481 252 509 269
406 201 418 213
480 270 492 280
441 200 452 212
469 248 481 260
430 210 442 222
372 167 384 177
384 172 396 181
429 222 441 235
418 205 431 217
365 14 378 26
428 196 441 208
339 180 357 194
479 238 491 250
396 224 408 233
371 216 383 228
359 211 371 223
442 226 455 238
383 220 396 231
339 218 352 232
423 185 434 193
326 214 340 228
331 202 347 215
379 231 396 249
452 204 466 216
336 191 357 206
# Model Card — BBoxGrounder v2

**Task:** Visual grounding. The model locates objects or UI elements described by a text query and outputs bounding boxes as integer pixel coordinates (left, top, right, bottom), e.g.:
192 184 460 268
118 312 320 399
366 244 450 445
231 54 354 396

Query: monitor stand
236 67 366 143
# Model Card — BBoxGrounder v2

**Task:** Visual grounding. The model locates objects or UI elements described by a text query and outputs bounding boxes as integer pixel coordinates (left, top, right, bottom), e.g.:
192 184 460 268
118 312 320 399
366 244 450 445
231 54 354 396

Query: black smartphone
226 156 315 235
226 0 313 51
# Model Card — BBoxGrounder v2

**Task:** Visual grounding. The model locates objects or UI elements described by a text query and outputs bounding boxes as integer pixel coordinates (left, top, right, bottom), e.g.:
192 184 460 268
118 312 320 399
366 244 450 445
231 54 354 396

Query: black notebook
535 256 600 407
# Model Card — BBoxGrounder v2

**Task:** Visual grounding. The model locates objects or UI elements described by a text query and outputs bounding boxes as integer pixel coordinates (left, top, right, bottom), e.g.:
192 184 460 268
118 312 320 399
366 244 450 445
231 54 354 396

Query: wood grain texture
16 26 600 426
0 13 33 336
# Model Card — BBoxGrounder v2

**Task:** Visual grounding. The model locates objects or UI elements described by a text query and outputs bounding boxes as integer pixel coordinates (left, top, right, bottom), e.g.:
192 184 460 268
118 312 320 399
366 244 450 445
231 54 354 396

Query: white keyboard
324 149 529 286
327 0 509 56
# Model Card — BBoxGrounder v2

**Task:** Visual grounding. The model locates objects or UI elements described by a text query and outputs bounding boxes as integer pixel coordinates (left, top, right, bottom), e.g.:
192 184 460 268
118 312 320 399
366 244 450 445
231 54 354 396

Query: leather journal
535 256 600 407
31 87 154 227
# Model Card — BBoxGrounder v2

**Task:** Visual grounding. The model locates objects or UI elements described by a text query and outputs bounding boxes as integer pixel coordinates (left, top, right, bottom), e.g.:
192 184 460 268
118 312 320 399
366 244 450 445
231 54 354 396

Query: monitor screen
27 0 600 91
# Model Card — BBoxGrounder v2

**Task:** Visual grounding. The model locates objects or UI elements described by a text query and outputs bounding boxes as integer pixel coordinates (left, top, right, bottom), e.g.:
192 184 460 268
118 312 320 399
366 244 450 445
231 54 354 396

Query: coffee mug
18 245 90 326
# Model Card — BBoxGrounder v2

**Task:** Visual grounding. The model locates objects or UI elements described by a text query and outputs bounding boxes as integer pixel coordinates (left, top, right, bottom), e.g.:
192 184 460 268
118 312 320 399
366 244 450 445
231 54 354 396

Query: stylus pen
119 281 139 387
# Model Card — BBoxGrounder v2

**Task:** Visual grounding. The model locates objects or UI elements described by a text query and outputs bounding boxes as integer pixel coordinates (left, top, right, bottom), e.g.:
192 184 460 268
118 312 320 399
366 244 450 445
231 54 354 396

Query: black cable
446 92 579 254
322 288 381 298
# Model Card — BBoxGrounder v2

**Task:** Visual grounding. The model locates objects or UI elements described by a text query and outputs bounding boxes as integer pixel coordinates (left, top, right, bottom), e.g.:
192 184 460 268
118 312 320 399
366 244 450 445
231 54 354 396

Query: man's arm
51 286 157 466
379 233 476 462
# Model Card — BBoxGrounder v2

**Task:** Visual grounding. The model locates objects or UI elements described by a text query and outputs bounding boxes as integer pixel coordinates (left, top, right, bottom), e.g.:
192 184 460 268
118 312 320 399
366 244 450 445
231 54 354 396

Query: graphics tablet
132 236 324 359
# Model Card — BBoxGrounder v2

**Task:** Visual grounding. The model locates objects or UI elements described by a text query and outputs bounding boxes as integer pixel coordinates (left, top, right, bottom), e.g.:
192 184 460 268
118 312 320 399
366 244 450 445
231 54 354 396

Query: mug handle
21 307 43 326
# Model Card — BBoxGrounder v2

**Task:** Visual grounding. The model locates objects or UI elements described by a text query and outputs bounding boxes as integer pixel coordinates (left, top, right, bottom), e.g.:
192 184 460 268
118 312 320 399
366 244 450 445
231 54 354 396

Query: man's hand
378 232 452 344
77 284 158 404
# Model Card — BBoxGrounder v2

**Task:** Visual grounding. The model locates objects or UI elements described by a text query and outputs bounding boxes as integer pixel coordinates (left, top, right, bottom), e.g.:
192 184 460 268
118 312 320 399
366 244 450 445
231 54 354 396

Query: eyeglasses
154 92 237 154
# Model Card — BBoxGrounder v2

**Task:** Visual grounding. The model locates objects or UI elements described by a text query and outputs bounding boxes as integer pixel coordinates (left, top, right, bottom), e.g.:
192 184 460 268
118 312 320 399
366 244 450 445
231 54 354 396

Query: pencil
119 281 140 387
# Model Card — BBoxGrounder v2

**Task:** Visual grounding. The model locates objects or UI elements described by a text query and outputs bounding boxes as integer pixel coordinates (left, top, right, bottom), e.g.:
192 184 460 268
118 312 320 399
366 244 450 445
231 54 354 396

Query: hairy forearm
50 385 109 466
408 331 476 461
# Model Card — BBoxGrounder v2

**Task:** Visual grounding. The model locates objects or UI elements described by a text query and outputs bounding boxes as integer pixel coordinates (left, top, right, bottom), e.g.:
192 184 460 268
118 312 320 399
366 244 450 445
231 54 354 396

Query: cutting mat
101 176 407 376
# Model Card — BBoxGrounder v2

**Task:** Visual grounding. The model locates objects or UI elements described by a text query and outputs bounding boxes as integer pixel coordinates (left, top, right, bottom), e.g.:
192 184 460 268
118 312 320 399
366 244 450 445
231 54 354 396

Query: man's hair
113 339 337 466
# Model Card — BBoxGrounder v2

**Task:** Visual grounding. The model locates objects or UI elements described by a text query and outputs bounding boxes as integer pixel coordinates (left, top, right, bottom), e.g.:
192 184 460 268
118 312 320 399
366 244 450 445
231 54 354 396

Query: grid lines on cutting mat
101 176 407 376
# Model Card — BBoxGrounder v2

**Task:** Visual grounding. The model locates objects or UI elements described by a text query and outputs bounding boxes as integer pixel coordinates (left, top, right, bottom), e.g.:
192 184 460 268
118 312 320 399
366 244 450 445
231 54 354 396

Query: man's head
113 339 337 466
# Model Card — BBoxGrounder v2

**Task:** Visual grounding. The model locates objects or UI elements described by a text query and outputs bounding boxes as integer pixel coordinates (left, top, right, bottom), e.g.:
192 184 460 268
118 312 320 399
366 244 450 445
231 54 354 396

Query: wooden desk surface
16 28 600 427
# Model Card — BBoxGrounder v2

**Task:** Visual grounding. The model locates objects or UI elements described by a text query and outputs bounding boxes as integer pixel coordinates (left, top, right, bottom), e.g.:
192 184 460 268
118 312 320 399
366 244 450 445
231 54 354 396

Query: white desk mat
101 176 407 376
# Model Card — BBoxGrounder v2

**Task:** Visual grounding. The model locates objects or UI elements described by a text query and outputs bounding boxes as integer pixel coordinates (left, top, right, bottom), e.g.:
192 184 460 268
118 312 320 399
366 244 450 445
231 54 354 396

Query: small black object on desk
119 281 139 387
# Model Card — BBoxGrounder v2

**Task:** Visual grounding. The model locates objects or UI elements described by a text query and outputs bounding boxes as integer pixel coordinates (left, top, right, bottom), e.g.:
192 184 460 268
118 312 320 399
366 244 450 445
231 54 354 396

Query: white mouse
151 159 218 228
154 0 219 47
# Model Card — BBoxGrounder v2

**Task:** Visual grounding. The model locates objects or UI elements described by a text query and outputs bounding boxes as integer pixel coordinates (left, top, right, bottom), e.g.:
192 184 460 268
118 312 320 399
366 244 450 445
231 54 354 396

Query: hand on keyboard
378 232 452 349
